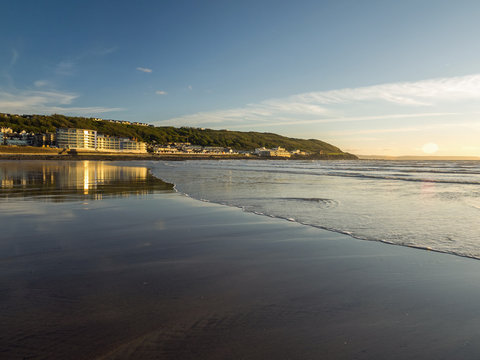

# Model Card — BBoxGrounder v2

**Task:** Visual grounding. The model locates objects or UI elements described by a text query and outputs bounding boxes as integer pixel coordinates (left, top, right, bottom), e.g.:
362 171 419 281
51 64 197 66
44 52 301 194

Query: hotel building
56 128 147 153
57 128 97 150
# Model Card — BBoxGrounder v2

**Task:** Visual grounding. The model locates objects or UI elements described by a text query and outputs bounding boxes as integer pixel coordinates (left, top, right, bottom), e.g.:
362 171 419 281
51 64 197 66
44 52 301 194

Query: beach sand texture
1 161 480 359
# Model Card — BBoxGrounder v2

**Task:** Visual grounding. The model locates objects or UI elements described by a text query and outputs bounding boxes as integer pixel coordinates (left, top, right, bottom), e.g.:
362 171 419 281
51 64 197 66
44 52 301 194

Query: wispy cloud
137 67 152 73
10 49 19 66
230 112 459 129
155 90 167 95
55 61 76 76
326 121 480 136
0 88 124 115
292 74 480 106
160 73 480 128
188 85 192 90
50 46 117 77
34 80 52 88
88 46 118 56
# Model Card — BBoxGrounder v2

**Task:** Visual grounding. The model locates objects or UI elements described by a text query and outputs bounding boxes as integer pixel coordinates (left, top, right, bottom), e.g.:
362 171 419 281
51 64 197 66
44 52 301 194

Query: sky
2 0 480 156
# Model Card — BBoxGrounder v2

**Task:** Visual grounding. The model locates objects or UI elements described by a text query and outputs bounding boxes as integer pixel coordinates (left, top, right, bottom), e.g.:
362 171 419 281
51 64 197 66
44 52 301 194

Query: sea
149 159 480 260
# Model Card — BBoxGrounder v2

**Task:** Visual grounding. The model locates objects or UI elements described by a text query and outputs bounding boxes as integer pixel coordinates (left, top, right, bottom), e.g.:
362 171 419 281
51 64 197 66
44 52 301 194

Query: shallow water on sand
149 159 480 260
4 160 480 359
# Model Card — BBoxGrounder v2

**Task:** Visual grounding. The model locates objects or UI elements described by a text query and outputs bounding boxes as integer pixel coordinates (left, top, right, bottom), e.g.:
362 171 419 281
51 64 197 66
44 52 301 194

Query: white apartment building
56 128 147 153
57 128 97 150
96 134 122 151
97 135 146 153
119 139 146 153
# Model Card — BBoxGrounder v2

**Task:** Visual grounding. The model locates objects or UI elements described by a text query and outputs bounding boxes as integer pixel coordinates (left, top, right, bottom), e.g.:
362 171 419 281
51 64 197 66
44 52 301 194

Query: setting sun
422 142 439 154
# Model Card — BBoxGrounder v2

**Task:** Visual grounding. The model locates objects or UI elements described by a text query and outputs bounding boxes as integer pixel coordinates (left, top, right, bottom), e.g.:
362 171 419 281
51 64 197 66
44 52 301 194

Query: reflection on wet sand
4 161 480 359
0 160 173 201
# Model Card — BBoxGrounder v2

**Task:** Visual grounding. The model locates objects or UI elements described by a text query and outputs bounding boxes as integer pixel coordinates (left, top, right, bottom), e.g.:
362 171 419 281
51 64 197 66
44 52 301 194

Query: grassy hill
0 113 356 158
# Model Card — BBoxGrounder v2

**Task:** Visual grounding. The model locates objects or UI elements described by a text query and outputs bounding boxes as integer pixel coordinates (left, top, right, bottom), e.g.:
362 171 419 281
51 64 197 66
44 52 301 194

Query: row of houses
0 126 308 157
153 143 237 155
0 129 56 147
153 144 307 157
254 147 308 158
0 113 154 128
92 118 153 127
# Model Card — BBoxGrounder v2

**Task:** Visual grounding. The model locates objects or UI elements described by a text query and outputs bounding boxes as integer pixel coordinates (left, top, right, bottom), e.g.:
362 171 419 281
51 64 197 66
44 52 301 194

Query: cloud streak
230 112 459 129
34 80 51 88
325 120 480 137
11 49 19 66
0 89 124 115
155 90 167 95
136 67 152 73
293 73 480 106
55 61 76 76
160 73 480 128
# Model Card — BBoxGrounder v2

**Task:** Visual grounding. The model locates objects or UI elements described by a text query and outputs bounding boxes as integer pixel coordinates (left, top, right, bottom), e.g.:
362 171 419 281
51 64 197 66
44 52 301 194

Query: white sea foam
150 160 480 260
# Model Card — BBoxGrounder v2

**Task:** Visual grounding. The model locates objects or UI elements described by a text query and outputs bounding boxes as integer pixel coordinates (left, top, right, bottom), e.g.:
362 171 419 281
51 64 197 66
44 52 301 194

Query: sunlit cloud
326 120 480 136
160 73 480 129
292 75 480 106
462 146 480 151
0 89 124 115
155 90 167 95
136 67 152 73
231 112 458 128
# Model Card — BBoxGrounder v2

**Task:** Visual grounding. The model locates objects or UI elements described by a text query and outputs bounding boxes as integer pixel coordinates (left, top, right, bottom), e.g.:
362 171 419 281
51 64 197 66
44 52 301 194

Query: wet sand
2 172 480 358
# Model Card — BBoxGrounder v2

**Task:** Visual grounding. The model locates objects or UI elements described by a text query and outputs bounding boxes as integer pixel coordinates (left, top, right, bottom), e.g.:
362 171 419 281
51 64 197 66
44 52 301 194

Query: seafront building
56 128 97 150
96 134 146 153
153 143 235 155
34 133 56 147
1 126 55 147
56 128 147 153
96 134 122 151
0 113 310 157
255 146 291 157
0 127 13 134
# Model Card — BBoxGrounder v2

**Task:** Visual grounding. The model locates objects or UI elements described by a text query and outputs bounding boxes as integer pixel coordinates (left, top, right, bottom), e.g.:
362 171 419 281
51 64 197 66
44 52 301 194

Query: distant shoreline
0 153 250 161
0 153 357 161
2 152 478 161
357 154 480 161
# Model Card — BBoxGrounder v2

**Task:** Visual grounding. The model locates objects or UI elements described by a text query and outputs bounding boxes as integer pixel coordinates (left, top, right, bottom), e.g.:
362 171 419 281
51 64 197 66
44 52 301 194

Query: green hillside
0 113 356 157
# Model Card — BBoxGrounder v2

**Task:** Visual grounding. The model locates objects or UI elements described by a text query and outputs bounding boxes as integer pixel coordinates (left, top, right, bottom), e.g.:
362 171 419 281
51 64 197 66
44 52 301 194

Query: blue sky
2 0 480 155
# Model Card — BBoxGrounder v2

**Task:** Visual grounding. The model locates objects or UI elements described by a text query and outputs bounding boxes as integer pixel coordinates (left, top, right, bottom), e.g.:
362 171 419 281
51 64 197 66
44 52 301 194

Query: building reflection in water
0 161 173 201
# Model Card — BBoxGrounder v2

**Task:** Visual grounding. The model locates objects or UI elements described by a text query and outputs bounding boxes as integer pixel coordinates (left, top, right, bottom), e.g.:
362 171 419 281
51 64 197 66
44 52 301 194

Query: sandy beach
2 164 480 359
4 1 480 358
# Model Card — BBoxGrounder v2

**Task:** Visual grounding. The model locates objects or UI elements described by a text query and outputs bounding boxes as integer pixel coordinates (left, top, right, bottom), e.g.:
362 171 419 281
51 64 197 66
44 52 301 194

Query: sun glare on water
422 142 439 154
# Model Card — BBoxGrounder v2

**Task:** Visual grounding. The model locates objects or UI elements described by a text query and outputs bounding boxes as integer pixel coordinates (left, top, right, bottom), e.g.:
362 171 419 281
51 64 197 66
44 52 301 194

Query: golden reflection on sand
0 161 172 201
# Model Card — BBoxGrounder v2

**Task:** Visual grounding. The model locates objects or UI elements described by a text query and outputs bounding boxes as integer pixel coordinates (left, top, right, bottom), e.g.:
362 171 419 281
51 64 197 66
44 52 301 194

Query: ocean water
149 160 480 259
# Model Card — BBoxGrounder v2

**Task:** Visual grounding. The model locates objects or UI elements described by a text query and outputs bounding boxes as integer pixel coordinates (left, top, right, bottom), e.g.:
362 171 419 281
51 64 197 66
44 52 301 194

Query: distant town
0 113 310 158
